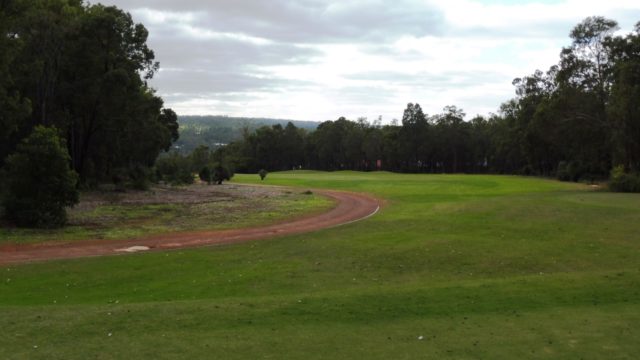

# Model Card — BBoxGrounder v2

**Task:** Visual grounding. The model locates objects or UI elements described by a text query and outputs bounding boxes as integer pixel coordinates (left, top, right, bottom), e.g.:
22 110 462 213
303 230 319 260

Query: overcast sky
102 0 639 122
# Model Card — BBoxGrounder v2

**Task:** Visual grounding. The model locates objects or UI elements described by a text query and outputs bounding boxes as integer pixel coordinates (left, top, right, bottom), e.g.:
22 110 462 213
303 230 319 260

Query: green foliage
609 165 640 192
0 1 178 186
174 116 319 154
556 161 586 182
228 121 306 172
608 24 640 171
208 16 639 181
212 163 233 184
155 153 194 185
199 166 212 184
128 164 152 190
2 126 79 228
189 145 212 172
156 148 235 185
0 1 32 167
259 168 268 180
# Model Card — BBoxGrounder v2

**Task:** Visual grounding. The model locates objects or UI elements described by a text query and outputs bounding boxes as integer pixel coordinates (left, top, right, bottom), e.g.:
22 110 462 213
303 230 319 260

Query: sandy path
0 189 381 265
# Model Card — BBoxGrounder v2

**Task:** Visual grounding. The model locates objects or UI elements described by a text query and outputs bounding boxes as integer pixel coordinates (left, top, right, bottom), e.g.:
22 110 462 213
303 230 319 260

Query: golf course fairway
1 171 639 359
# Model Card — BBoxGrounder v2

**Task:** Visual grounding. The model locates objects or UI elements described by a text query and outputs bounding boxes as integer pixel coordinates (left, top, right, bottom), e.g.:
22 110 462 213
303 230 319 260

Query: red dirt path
0 190 381 265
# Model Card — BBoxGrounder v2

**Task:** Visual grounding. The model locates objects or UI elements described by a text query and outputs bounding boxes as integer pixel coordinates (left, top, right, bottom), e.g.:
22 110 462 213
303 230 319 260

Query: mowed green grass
1 171 639 359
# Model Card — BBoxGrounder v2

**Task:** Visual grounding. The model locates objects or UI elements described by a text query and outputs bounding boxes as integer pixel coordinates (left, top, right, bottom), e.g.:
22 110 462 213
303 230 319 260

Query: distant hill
174 115 321 154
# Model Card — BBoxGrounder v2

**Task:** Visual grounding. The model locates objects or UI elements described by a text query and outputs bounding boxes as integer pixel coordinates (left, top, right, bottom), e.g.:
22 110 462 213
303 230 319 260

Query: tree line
174 116 319 154
0 0 178 185
0 0 178 227
213 17 640 189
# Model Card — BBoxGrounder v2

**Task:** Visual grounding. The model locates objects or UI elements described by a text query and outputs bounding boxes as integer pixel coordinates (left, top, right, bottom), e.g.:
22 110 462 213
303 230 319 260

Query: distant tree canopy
0 0 178 185
214 17 640 184
173 116 320 154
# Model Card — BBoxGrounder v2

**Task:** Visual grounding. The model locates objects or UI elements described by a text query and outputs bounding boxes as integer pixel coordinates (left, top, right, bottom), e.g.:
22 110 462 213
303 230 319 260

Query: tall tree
0 0 31 165
554 17 619 175
435 106 469 173
607 22 640 171
399 103 430 171
1 1 178 185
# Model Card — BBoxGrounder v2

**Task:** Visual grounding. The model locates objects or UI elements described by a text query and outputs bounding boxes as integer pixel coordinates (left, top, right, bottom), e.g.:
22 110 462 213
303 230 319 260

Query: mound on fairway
1 171 639 359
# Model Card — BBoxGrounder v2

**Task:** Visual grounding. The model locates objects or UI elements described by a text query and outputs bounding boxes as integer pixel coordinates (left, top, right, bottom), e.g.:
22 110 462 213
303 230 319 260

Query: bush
199 166 212 184
556 161 597 182
258 169 268 181
2 126 79 228
557 161 578 181
213 163 233 184
128 164 152 190
155 153 194 185
609 165 640 193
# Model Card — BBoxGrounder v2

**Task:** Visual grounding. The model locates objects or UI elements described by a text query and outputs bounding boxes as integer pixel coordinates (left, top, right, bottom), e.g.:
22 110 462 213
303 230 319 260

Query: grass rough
0 183 333 245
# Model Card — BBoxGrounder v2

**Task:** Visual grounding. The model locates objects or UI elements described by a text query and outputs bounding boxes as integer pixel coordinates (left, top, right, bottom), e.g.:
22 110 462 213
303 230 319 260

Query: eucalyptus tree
607 22 640 171
1 1 178 184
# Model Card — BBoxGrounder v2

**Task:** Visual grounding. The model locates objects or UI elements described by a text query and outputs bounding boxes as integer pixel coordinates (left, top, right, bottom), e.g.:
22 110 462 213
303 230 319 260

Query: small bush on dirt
609 165 640 193
259 169 268 181
2 126 79 228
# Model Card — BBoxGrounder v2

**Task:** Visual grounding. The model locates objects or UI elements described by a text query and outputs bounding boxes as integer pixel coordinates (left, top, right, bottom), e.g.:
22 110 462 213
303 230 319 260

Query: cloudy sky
103 0 639 122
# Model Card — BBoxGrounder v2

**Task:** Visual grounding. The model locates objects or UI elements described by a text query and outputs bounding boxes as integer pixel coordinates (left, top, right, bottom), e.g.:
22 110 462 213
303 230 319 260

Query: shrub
2 126 79 228
557 161 577 181
109 165 152 191
199 166 212 184
609 165 640 193
128 164 152 190
155 153 194 185
213 163 233 184
556 161 594 182
258 169 268 181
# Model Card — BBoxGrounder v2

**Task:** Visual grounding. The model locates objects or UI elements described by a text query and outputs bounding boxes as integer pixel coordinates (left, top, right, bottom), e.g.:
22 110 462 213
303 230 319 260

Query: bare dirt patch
71 183 285 211
1 183 331 245
0 189 381 265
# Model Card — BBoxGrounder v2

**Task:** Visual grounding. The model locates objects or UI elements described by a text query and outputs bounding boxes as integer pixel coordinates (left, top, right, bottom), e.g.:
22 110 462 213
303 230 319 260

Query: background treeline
174 116 319 154
210 17 640 188
0 0 178 187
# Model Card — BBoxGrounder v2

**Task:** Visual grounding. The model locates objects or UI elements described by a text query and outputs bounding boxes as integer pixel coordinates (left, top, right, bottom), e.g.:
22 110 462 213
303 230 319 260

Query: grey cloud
344 70 511 90
106 0 446 43
450 20 574 40
154 69 313 94
160 91 259 106
140 21 322 96
97 0 634 119
144 22 322 70
326 84 394 105
360 44 427 61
